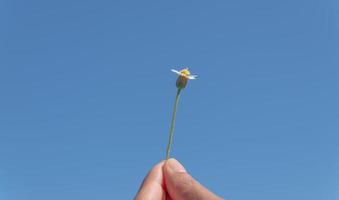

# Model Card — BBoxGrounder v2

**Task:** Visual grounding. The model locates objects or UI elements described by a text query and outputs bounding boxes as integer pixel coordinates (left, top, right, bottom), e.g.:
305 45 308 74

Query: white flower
171 68 197 80
171 68 197 89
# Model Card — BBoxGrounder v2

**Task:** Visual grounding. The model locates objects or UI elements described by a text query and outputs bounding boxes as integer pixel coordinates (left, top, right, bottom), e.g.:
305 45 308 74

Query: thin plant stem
166 88 181 160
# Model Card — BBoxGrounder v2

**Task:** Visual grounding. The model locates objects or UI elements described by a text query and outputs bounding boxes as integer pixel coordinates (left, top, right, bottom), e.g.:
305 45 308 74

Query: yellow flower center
180 69 190 76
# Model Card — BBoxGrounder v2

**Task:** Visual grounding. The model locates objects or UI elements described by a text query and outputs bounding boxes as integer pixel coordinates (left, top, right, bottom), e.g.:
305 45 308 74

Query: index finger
134 161 166 200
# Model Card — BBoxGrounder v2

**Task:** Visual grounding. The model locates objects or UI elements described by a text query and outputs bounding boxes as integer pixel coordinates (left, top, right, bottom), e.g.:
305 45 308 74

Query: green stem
165 88 181 160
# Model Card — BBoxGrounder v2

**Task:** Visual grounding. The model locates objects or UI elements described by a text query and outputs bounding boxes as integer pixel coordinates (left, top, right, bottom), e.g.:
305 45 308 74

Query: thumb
163 158 222 200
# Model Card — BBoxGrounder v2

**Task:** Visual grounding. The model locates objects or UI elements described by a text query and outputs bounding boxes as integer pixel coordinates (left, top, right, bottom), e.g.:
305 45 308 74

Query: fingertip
144 160 166 185
134 160 166 200
164 159 222 200
164 158 187 173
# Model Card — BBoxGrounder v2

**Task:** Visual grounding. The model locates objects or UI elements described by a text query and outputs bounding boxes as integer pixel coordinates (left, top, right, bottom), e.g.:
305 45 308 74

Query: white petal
188 75 197 80
171 69 181 75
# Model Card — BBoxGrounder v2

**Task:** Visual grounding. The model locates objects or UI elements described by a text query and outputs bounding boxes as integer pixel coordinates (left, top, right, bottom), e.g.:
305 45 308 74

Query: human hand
135 158 222 200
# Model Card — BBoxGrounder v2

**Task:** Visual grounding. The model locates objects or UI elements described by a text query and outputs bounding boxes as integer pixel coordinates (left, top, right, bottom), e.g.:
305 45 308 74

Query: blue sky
1 0 338 199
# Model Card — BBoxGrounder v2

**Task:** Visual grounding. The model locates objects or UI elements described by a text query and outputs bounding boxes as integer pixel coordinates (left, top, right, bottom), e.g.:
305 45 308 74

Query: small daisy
171 68 197 80
165 67 197 160
171 68 197 89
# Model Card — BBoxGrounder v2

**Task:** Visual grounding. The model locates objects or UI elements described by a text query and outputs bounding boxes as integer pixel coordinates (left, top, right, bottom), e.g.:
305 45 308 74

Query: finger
135 161 167 200
163 158 222 200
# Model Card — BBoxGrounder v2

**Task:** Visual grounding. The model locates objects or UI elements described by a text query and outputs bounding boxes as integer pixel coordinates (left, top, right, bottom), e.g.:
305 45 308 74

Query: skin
135 158 223 200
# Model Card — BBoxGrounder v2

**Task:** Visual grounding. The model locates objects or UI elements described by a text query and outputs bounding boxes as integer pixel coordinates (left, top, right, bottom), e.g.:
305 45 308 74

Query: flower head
171 68 197 89
171 68 197 80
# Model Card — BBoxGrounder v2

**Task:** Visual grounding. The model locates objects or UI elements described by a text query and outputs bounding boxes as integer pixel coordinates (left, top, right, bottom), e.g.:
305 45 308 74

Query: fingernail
167 158 186 172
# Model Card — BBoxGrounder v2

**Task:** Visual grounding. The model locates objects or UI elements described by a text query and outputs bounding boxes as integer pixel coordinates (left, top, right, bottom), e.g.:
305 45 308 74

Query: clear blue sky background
1 0 338 199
